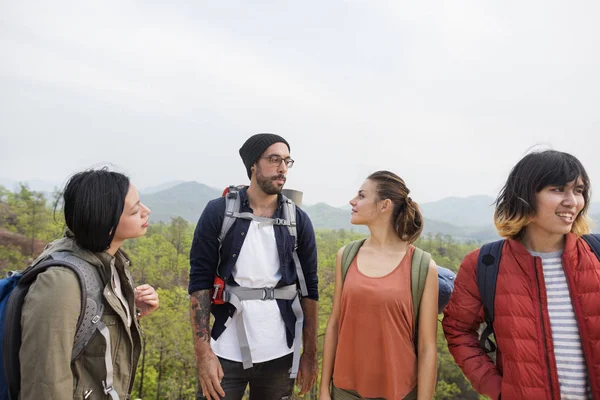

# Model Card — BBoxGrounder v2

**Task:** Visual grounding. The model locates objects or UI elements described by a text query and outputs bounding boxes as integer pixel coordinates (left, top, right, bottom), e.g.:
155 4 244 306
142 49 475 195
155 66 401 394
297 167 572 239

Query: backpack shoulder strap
50 252 119 398
341 239 367 284
411 247 431 331
219 186 242 244
476 239 505 353
281 195 297 245
582 234 600 261
280 196 309 297
216 187 243 278
49 252 105 360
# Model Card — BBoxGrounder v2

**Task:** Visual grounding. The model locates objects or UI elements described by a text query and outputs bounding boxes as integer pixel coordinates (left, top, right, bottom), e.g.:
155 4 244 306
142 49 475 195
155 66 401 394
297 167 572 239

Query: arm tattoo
190 290 212 343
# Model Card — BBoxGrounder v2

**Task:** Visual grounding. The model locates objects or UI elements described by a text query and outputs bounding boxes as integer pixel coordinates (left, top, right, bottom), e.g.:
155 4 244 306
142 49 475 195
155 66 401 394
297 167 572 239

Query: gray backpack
3 252 120 400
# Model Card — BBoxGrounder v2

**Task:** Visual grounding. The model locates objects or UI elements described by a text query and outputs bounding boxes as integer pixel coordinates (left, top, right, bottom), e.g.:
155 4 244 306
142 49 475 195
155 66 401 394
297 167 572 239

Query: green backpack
341 238 431 344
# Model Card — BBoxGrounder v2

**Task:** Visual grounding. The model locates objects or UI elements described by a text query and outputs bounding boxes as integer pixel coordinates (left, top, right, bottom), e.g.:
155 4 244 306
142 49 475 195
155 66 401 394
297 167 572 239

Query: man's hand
296 351 318 396
134 284 159 318
197 351 225 400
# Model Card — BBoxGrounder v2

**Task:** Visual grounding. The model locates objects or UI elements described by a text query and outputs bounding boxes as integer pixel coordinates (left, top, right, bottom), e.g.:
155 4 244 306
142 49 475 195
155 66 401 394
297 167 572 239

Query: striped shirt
530 250 591 399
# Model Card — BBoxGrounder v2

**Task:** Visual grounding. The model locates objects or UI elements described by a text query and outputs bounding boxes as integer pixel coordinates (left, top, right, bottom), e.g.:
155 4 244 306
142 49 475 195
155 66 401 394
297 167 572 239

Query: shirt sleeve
188 199 223 294
442 250 502 399
19 267 81 399
296 207 319 300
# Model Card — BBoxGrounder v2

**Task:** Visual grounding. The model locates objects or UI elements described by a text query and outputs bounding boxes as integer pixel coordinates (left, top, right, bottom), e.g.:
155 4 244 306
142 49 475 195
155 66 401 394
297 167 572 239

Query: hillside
142 181 221 223
140 180 187 194
0 229 47 268
5 180 597 239
302 203 366 233
419 195 495 228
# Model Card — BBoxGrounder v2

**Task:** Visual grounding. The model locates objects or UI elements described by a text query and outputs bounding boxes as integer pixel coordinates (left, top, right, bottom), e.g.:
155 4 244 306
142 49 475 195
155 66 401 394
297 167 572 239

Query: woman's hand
134 284 159 318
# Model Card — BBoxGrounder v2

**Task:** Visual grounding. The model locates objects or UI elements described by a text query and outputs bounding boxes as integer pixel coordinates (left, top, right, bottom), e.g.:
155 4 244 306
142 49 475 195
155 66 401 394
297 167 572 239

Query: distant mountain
143 181 221 223
302 203 366 232
302 203 499 241
142 183 502 240
419 195 496 228
4 176 594 239
141 180 187 194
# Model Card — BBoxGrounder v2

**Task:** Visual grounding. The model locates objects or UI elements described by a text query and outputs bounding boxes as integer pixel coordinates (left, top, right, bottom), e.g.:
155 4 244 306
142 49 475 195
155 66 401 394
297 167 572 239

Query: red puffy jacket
442 233 600 400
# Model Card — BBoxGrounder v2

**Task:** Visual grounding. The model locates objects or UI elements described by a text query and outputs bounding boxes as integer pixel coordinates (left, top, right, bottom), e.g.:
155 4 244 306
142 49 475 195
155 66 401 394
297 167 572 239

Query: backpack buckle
222 290 231 303
212 283 222 300
262 287 276 300
102 381 115 395
274 218 290 226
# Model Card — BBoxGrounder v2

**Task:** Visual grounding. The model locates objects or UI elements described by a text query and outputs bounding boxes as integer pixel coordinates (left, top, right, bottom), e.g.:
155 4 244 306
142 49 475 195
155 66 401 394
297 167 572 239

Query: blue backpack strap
476 239 505 354
582 234 600 262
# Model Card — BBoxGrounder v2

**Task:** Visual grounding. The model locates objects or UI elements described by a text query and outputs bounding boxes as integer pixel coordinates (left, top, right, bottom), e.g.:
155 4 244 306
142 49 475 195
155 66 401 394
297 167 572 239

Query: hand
134 284 159 318
296 351 318 396
197 351 225 400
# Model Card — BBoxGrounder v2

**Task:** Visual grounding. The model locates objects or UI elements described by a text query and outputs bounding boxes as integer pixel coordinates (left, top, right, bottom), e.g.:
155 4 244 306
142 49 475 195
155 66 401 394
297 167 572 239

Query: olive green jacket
19 235 142 399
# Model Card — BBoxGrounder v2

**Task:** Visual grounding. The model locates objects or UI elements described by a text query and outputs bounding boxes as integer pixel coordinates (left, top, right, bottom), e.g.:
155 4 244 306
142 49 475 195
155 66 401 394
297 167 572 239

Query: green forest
0 184 490 400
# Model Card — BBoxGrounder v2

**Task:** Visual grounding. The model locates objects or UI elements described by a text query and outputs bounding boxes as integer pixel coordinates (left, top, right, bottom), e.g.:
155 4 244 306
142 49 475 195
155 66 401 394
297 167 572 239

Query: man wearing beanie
189 133 319 400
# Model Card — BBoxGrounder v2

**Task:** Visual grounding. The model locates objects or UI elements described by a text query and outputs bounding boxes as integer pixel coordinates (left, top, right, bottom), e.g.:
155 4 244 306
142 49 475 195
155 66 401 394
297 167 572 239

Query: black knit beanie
239 133 290 179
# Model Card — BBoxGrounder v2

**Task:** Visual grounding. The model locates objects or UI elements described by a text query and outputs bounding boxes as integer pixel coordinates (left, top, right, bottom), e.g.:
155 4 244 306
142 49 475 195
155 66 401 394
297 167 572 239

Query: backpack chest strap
224 284 298 302
229 211 295 228
222 284 303 378
223 208 308 297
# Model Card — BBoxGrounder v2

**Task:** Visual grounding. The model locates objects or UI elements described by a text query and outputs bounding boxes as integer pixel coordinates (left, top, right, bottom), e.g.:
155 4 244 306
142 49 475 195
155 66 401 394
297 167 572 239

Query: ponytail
368 170 424 243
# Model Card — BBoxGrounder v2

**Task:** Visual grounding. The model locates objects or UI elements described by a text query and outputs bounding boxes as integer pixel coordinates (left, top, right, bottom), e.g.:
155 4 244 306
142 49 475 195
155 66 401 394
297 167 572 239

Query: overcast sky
1 1 598 206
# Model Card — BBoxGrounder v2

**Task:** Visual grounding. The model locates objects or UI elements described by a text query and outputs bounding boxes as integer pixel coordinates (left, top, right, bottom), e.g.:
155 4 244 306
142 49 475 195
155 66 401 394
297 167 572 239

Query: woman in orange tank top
320 171 439 400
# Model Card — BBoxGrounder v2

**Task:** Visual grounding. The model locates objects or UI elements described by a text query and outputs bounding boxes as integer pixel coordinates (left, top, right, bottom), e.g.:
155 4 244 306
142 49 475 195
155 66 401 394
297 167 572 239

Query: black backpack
1 251 119 400
477 234 600 354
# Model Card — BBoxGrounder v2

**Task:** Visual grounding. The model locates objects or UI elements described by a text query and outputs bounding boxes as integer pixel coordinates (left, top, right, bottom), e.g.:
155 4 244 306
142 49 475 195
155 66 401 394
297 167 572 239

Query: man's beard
256 167 286 195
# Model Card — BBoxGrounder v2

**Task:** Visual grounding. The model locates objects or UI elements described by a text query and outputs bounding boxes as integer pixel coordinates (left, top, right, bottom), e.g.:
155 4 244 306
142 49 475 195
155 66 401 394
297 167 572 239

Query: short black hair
495 150 591 238
63 168 130 252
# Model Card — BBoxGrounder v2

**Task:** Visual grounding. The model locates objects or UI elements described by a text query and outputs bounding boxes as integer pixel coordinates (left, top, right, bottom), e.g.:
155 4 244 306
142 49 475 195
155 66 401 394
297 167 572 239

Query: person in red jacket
443 149 600 400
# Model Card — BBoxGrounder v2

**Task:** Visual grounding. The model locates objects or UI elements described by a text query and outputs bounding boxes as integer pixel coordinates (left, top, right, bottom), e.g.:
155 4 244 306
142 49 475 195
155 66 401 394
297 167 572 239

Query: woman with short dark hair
443 150 600 400
18 168 159 399
320 171 438 400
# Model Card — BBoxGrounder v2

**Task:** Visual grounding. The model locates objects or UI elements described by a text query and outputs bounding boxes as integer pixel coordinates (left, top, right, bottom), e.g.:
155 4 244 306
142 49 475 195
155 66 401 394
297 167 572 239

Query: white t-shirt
211 220 292 363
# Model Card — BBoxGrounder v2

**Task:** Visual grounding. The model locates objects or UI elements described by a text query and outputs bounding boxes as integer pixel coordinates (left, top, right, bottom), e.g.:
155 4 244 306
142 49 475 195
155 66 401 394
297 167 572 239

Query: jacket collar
506 232 579 257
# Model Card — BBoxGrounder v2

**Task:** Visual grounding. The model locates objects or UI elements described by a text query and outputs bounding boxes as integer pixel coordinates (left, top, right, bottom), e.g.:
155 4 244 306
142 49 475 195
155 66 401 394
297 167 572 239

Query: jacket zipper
533 257 555 400
108 258 138 396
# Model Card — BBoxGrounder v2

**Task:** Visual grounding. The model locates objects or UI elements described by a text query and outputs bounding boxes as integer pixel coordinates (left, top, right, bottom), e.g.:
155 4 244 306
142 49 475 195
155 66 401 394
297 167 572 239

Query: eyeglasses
260 155 295 168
